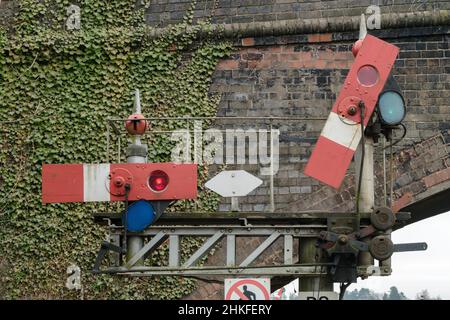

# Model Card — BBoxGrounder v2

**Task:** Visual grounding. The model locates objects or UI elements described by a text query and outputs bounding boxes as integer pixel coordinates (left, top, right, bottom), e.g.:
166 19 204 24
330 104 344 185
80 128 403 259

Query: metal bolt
347 106 357 116
338 235 348 245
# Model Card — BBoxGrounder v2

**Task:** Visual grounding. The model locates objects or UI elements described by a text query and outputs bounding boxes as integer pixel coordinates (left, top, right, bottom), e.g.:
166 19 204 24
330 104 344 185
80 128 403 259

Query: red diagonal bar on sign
304 35 399 189
234 288 249 300
225 279 270 300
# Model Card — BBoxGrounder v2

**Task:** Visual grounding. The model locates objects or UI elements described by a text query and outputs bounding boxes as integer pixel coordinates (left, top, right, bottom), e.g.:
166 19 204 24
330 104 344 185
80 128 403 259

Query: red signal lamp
149 170 169 192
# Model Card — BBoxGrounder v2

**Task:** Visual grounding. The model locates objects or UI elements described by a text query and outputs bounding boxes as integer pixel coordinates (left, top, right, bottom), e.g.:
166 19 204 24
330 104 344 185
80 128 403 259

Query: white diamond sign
205 170 262 197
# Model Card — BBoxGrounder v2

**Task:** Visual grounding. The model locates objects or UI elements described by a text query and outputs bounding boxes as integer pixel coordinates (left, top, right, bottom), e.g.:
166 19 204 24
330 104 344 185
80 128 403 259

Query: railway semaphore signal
41 90 198 265
304 29 403 189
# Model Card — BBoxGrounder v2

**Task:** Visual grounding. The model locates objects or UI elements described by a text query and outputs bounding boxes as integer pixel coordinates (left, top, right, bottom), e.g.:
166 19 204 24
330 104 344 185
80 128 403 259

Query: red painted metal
305 136 355 189
109 163 197 201
42 164 84 203
305 35 399 189
332 35 399 125
42 163 197 203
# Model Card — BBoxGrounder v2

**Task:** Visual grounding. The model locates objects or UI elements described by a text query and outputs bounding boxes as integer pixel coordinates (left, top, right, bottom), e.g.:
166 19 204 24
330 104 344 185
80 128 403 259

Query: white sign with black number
297 291 339 300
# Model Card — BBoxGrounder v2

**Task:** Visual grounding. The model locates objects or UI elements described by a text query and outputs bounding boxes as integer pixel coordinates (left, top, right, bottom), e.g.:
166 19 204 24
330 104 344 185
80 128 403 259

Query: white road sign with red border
224 278 271 300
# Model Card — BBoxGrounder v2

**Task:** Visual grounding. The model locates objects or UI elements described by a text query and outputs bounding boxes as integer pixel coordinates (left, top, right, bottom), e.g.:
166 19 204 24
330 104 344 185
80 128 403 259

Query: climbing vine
0 1 231 299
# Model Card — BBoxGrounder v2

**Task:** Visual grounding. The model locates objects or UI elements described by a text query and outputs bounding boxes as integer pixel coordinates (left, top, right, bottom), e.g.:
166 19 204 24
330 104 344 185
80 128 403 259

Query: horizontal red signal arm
42 163 197 204
304 35 399 189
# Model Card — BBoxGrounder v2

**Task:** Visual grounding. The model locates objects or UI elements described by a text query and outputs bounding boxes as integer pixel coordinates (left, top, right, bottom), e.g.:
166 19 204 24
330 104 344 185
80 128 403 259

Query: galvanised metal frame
95 223 329 276
92 212 392 277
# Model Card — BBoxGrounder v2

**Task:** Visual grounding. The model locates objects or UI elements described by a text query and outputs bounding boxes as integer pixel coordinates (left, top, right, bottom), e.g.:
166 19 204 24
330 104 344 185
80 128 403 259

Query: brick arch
184 24 449 299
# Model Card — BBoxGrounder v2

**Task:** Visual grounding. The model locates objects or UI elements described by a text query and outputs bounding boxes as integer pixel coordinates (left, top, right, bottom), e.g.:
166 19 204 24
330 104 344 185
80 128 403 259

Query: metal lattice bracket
93 224 330 276
91 211 422 279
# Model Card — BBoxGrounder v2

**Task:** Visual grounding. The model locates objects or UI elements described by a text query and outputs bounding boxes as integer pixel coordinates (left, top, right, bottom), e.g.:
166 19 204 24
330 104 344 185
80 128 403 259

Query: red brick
310 59 326 69
265 53 279 61
261 46 282 53
308 33 332 43
288 60 304 68
216 59 239 70
279 53 301 61
392 192 413 213
423 167 450 188
245 61 255 68
241 37 255 46
281 45 295 52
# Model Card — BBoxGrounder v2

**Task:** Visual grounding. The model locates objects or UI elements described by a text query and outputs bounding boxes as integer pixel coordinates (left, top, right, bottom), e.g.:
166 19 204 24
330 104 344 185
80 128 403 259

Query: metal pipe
355 138 375 268
134 89 141 114
126 89 147 266
381 142 395 273
383 137 387 207
269 122 275 212
108 116 328 122
299 238 333 293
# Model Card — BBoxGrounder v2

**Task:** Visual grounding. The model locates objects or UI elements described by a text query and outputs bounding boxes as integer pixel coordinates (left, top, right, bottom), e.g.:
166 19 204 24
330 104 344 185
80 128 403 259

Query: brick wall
208 26 449 213
145 0 450 26
1 0 449 28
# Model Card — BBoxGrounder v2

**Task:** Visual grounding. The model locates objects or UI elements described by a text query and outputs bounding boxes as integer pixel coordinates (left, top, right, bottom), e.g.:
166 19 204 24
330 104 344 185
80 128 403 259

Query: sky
276 211 450 300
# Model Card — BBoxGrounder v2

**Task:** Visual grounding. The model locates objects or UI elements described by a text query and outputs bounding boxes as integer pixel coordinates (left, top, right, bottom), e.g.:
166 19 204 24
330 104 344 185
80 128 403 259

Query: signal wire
122 184 131 254
382 123 407 150
355 101 365 215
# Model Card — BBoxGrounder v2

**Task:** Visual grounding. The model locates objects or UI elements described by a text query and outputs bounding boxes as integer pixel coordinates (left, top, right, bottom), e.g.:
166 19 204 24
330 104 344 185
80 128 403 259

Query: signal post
125 89 148 266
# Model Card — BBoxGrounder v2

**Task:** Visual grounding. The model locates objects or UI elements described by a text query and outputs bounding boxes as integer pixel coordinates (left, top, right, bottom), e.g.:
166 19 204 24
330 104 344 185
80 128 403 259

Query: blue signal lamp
377 75 406 126
123 200 156 232
122 199 172 232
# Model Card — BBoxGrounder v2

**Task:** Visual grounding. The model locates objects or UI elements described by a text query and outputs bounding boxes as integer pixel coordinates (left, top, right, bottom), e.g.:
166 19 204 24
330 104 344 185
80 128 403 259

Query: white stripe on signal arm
83 164 110 202
320 112 362 151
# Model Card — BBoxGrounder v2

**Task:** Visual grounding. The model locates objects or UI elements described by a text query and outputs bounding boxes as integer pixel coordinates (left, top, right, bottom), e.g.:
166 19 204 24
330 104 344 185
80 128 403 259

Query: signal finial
352 14 367 57
359 13 367 40
134 89 141 114
125 89 148 136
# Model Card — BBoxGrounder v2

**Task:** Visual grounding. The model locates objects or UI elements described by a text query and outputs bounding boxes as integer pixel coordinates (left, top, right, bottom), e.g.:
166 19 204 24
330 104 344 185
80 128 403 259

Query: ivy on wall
0 0 230 299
